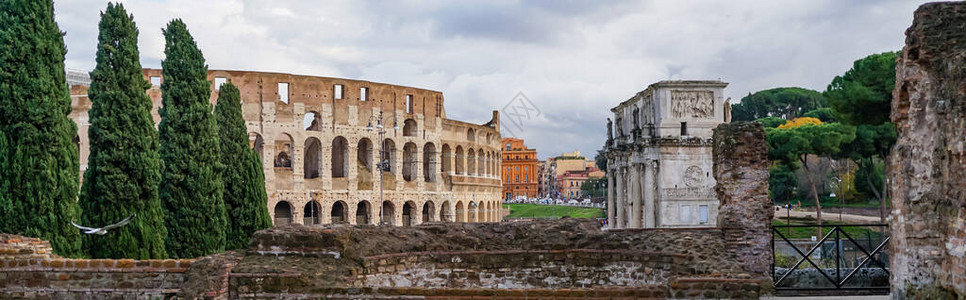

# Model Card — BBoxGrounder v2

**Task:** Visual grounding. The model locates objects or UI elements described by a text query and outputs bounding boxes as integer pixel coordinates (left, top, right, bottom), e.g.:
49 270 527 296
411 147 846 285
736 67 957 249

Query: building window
524 166 528 171
681 205 692 223
334 84 344 99
524 175 528 182
360 87 369 101
150 76 161 87
278 83 289 104
515 175 519 183
214 77 227 90
506 144 511 151
406 94 413 113
681 122 688 136
699 205 709 224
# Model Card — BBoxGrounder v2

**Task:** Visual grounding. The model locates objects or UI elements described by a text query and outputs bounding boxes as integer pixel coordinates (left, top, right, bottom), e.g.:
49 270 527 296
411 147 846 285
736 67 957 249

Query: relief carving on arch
671 90 714 118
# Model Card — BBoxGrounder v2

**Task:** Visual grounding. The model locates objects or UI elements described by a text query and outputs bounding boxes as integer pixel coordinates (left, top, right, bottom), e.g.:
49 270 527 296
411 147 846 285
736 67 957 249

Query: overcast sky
55 0 928 160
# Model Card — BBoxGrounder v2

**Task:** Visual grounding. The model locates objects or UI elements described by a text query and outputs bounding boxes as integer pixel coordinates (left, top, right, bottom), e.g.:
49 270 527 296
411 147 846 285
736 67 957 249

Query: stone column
413 202 423 226
644 160 657 228
889 4 966 296
615 167 625 228
630 164 642 228
713 122 772 279
347 202 358 225
607 171 616 227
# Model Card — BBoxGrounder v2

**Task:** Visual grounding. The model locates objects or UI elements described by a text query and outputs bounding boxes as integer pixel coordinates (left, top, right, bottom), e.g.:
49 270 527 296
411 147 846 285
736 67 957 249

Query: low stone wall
0 256 193 298
218 220 763 299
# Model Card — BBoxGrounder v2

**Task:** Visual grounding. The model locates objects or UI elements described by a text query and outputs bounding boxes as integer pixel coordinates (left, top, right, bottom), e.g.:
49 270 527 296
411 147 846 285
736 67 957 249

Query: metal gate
771 224 890 294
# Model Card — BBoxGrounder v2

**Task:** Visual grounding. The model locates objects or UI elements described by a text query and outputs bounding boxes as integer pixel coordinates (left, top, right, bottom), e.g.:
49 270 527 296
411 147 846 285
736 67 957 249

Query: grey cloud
54 0 930 160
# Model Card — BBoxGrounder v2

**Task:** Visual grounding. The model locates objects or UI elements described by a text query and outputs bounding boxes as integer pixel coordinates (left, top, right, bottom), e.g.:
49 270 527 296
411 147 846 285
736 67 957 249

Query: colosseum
70 69 504 227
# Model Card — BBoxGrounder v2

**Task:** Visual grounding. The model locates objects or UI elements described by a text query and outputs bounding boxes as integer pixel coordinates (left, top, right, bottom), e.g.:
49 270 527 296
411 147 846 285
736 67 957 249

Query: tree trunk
800 155 822 237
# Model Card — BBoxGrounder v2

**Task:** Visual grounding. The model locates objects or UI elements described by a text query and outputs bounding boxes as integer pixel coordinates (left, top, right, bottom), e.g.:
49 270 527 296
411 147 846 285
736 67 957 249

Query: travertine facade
70 69 503 227
604 80 728 228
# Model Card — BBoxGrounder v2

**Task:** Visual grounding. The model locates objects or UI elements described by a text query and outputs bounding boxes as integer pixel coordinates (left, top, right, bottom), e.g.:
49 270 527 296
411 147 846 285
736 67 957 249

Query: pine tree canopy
158 19 227 258
79 3 167 259
0 0 83 256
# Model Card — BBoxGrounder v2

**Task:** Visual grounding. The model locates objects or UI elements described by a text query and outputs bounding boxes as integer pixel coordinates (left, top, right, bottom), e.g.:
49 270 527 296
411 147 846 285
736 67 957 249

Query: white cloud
55 0 928 159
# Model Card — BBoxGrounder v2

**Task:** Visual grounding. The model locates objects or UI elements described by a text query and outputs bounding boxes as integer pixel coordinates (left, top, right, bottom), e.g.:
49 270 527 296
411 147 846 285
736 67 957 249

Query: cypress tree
215 82 272 250
0 0 82 256
158 19 226 258
79 3 167 259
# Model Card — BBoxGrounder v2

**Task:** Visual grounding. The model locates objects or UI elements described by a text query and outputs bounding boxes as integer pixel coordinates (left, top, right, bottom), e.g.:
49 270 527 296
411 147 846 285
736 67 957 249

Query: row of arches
271 199 502 226
305 113 498 146
250 132 501 185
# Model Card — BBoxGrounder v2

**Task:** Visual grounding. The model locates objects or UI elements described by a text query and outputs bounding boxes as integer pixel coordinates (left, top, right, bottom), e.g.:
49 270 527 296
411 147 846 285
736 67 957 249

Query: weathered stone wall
0 234 194 299
223 221 763 299
890 2 966 298
713 122 773 279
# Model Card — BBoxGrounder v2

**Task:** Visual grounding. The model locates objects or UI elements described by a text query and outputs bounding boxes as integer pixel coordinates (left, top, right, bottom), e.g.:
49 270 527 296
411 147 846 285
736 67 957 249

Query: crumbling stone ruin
889 2 966 298
70 70 504 228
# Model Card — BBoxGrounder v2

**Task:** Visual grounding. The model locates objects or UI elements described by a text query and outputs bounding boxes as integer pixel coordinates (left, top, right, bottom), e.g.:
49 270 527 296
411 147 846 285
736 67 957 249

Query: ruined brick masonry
889 2 966 298
0 122 774 299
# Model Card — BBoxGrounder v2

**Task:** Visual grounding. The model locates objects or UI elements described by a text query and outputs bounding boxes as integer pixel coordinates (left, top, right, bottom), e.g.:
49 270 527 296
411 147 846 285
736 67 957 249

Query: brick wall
890 2 966 298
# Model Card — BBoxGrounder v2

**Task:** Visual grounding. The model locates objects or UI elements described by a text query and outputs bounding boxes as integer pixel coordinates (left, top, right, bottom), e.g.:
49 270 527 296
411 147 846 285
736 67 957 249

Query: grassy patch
503 204 604 219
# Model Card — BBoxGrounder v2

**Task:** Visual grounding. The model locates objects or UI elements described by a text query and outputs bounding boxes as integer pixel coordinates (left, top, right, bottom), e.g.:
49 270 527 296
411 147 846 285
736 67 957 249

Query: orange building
501 138 538 200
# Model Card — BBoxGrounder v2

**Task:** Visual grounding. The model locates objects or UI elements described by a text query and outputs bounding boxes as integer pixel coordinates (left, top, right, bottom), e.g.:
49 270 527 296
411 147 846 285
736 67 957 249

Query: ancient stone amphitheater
70 69 504 227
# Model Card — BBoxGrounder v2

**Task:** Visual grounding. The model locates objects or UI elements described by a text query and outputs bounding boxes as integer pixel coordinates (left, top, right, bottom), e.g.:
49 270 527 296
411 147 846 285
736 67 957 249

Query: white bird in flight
71 214 136 235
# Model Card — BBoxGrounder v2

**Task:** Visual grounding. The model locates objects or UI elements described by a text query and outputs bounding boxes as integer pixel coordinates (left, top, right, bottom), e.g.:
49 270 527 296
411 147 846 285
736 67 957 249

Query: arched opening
380 201 395 225
467 128 476 142
423 143 436 182
249 132 264 161
304 111 322 131
480 202 488 222
469 201 477 222
403 142 417 181
381 139 396 174
274 201 292 225
274 133 293 168
304 137 322 179
403 119 417 137
422 201 435 223
477 149 485 176
331 201 348 224
356 201 370 225
440 201 452 222
331 136 348 178
467 148 476 176
303 201 321 225
455 146 465 175
441 144 452 174
357 138 372 172
455 201 465 222
402 201 415 227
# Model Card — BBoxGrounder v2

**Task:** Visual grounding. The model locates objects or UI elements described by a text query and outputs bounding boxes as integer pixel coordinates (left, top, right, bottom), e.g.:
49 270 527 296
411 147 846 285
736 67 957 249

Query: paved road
773 207 886 224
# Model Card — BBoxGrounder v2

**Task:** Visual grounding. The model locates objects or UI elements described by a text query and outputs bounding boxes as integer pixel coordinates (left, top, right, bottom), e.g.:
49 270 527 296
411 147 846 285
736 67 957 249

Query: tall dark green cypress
0 0 82 256
79 3 167 259
158 19 226 258
215 82 272 250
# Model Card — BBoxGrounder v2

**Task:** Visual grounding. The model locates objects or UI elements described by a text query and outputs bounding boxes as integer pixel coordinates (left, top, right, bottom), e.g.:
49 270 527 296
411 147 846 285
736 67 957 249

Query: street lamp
367 113 397 226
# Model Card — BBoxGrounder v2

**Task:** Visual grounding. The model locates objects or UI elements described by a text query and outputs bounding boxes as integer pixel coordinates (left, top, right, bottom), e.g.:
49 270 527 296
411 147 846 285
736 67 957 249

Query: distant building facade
70 69 505 227
604 80 728 228
557 166 605 199
501 138 538 200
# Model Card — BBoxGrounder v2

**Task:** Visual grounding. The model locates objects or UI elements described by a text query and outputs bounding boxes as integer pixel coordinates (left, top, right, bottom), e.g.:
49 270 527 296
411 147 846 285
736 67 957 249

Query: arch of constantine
70 69 504 227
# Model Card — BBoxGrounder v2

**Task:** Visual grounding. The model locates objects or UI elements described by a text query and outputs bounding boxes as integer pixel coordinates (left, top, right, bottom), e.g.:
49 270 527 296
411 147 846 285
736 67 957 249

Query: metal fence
771 224 890 293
